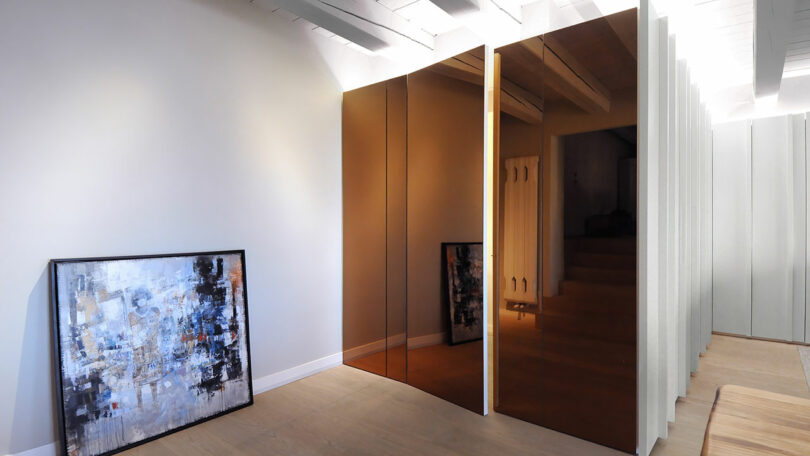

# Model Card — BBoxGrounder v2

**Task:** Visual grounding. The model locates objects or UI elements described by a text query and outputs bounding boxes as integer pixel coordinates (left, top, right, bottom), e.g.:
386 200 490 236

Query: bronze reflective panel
342 80 388 377
495 10 638 453
342 77 408 382
405 47 485 414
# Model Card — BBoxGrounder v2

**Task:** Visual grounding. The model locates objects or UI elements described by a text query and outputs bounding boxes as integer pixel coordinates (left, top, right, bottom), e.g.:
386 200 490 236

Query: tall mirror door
406 47 485 414
343 49 486 412
495 10 638 453
343 77 407 382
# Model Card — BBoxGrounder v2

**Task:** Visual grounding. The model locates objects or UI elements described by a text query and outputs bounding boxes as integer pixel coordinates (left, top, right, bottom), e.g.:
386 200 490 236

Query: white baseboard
9 353 343 456
252 352 342 394
6 442 56 456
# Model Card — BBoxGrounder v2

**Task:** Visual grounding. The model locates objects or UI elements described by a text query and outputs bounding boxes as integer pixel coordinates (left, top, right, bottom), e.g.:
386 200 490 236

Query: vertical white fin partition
689 82 700 372
676 58 690 397
640 3 718 450
639 5 718 451
665 31 679 424
804 113 810 343
639 3 661 453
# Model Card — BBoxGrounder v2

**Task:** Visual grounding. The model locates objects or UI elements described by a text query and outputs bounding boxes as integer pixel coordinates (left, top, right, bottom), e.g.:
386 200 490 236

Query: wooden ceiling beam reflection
605 8 638 60
520 36 612 113
428 53 544 124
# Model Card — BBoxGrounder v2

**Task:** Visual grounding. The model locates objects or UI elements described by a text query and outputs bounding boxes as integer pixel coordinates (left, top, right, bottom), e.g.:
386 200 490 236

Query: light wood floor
122 334 809 456
124 363 622 456
651 334 810 456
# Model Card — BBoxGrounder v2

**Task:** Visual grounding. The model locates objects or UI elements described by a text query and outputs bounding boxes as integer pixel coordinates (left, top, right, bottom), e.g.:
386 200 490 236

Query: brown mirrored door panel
495 10 638 453
406 47 485 414
343 81 387 377
387 77 408 383
342 77 408 382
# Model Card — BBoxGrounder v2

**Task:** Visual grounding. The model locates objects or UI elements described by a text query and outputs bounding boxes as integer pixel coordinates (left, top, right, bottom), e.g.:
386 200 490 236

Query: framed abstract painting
443 242 484 345
50 250 253 456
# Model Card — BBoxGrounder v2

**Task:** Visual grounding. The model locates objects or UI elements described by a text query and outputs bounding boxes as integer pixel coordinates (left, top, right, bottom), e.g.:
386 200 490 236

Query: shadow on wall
10 267 58 453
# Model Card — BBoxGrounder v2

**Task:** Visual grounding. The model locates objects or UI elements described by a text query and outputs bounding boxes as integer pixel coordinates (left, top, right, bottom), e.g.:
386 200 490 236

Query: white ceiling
254 0 810 121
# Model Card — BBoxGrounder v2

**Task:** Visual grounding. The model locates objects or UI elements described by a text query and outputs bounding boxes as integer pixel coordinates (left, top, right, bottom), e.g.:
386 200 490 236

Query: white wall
0 1 342 454
712 114 808 343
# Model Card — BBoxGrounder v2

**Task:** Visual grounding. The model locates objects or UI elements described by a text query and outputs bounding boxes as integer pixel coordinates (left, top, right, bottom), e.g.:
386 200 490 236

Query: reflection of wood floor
346 340 483 413
498 236 637 453
125 364 622 456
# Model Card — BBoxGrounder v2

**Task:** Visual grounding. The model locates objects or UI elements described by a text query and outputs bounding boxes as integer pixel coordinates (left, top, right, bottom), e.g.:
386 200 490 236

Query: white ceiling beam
258 0 436 52
428 0 481 16
754 0 795 96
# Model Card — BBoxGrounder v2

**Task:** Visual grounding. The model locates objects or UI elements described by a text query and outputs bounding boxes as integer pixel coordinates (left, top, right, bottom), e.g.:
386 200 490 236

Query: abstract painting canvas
443 243 483 344
51 251 253 456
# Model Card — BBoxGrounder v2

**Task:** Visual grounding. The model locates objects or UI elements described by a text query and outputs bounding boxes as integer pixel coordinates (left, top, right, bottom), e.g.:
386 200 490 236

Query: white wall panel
712 121 752 336
792 114 806 343
752 116 793 341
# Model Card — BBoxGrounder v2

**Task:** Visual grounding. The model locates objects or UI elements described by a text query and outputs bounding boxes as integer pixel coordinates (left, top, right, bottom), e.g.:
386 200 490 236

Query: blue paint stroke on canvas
56 254 250 456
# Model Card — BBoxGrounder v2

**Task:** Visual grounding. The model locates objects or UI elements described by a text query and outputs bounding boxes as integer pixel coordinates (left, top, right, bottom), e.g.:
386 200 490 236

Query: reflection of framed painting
443 242 484 345
51 250 253 456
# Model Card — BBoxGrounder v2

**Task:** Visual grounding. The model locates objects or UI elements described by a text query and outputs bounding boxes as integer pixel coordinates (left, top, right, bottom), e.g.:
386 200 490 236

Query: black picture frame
50 249 254 456
442 242 484 345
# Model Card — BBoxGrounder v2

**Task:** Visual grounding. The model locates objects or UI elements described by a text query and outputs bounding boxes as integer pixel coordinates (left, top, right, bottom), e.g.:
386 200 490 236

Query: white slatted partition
804 113 810 343
640 6 716 452
689 82 700 372
656 16 670 438
677 58 690 397
665 31 679 424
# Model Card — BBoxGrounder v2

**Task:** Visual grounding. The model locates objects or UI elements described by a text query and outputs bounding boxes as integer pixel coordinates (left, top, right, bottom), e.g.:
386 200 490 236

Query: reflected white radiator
503 156 539 304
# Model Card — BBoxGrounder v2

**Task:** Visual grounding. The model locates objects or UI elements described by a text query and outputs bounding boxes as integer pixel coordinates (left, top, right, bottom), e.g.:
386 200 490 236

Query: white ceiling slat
256 0 436 52
395 0 461 36
426 0 481 16
377 0 420 10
